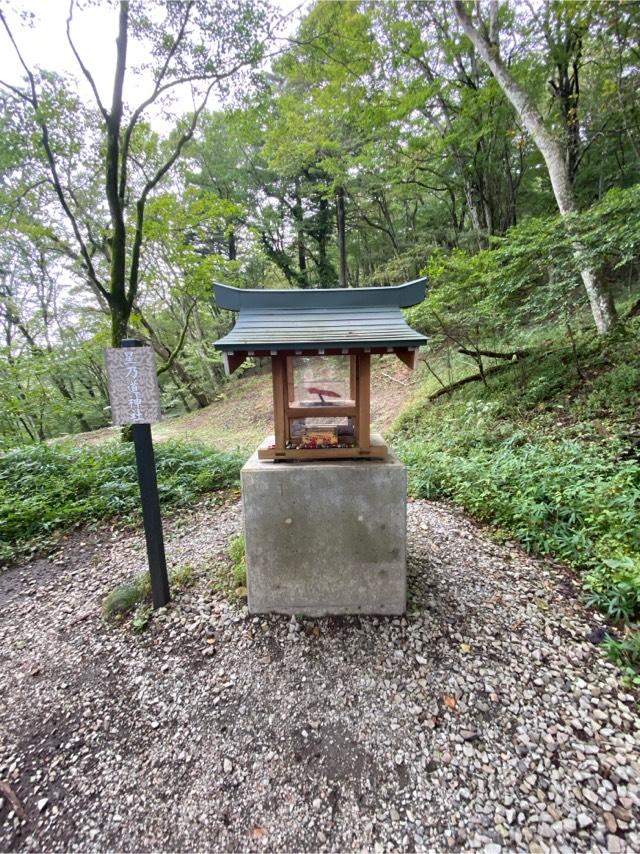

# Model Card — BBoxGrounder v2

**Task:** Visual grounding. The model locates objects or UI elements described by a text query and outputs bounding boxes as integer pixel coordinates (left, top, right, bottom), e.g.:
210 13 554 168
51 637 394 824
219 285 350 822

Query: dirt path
1 499 638 852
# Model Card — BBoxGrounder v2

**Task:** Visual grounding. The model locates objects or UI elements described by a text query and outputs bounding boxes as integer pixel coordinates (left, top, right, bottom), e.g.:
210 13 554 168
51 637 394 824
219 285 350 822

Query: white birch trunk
453 1 618 334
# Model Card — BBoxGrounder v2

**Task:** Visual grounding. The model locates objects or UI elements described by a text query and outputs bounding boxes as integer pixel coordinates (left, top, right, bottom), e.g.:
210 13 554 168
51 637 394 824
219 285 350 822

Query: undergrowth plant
102 563 197 626
227 533 247 589
0 441 245 562
206 534 248 602
602 632 640 688
393 319 640 674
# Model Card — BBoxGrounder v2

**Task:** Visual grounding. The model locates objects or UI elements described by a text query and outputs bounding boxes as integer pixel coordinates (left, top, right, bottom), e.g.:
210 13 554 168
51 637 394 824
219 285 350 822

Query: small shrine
213 278 428 461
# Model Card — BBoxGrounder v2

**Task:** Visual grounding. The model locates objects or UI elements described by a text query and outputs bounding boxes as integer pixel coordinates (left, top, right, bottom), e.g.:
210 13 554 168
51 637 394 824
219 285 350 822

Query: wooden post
271 355 287 452
283 356 294 443
121 338 170 609
349 354 357 402
356 353 371 453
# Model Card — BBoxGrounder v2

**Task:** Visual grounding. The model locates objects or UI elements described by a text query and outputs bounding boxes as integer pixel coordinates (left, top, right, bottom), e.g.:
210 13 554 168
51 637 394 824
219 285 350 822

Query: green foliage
602 632 640 688
227 533 247 588
131 604 153 633
393 323 640 641
581 363 640 419
171 563 196 590
407 185 640 348
102 575 151 621
585 557 640 623
206 534 247 601
103 563 197 626
397 426 640 587
0 441 245 562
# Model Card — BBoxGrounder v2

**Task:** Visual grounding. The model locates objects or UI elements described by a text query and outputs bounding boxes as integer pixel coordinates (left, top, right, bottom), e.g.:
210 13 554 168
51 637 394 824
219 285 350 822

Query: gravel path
1 496 638 853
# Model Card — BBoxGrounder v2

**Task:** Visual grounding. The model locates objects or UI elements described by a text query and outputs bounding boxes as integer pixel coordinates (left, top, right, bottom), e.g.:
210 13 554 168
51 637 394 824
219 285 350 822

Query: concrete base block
241 435 407 616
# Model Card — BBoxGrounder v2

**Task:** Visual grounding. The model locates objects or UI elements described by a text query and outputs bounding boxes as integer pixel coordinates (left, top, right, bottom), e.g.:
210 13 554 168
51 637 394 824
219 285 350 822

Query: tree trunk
228 229 237 261
137 314 211 408
293 181 308 287
336 185 348 288
166 355 210 409
317 196 334 287
106 2 130 348
463 181 486 249
453 1 618 335
51 376 92 432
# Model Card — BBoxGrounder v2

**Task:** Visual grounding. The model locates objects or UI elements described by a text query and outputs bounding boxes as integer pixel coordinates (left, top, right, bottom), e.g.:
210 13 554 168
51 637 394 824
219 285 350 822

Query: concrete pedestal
241 435 407 616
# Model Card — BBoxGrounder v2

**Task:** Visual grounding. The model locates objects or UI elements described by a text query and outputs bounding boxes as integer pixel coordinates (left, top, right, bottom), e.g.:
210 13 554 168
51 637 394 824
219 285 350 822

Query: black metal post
122 338 170 608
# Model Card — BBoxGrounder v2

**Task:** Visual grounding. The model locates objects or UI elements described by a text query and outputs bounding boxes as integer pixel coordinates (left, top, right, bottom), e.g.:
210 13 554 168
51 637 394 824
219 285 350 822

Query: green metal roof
213 279 428 353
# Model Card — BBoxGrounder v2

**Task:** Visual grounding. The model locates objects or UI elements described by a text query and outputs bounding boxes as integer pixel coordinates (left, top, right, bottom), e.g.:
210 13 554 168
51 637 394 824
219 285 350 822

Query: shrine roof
213 278 428 353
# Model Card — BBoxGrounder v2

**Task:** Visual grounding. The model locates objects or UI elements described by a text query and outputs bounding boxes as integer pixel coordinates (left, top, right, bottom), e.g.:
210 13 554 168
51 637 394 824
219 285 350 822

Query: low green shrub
392 325 640 648
102 574 151 620
102 563 198 623
170 563 196 589
585 557 640 623
0 441 245 561
602 632 640 687
227 533 247 588
206 535 248 601
396 427 640 586
582 363 640 419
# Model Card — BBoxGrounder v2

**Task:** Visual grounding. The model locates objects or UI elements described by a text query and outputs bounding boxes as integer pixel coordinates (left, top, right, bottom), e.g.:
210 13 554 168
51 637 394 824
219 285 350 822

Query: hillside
392 318 640 684
68 356 422 452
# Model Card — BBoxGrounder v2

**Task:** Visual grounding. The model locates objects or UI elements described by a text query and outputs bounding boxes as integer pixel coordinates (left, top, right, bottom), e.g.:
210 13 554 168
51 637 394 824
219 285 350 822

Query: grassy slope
391 317 640 682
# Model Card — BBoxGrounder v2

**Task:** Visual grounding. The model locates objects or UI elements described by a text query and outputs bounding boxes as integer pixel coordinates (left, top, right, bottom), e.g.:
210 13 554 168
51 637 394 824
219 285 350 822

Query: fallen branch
381 371 419 387
458 346 528 361
423 359 448 393
626 297 640 319
428 362 513 400
0 780 28 820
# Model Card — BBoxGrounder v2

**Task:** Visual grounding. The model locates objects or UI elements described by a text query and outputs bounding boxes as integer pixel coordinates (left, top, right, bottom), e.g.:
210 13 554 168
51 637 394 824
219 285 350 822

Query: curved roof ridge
214 277 427 311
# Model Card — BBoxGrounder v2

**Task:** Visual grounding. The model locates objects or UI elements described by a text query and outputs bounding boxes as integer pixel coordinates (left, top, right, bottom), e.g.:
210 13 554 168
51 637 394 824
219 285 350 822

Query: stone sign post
105 339 170 608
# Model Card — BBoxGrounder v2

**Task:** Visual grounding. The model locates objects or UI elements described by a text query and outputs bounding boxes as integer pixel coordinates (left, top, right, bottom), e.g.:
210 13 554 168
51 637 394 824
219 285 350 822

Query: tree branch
0 9 36 102
0 77 32 103
453 0 561 158
66 0 108 119
458 346 528 360
118 0 194 201
428 361 512 400
0 8 108 302
156 300 197 376
126 83 215 309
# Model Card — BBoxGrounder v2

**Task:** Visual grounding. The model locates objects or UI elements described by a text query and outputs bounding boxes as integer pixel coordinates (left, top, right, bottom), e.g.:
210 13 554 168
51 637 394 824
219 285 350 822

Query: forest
0 1 639 678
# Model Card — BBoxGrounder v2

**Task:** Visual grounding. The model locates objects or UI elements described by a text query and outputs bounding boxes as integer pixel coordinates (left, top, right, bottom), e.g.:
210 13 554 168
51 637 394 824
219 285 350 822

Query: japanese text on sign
105 347 162 425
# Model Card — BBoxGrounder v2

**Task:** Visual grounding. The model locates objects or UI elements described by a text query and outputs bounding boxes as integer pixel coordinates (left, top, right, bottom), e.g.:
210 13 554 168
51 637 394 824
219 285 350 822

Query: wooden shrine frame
257 351 386 461
213 280 427 463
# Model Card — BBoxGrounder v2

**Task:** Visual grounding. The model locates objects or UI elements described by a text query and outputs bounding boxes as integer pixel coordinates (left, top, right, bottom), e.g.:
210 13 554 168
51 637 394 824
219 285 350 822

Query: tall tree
262 1 383 287
0 0 274 347
452 0 618 334
381 1 530 247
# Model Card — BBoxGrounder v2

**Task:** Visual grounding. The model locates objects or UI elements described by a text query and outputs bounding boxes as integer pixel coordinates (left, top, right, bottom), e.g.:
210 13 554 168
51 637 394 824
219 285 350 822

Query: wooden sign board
105 347 162 425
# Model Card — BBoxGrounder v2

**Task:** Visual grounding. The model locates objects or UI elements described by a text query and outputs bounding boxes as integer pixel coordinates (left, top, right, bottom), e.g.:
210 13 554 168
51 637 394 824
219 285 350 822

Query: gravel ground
0 495 638 853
